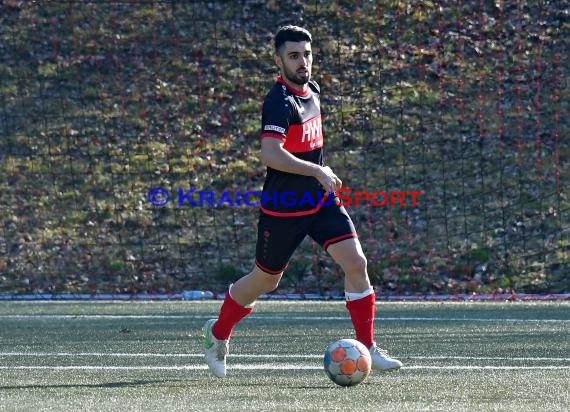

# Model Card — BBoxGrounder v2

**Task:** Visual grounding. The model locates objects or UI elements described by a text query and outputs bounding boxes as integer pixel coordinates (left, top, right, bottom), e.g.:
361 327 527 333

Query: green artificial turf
0 301 568 411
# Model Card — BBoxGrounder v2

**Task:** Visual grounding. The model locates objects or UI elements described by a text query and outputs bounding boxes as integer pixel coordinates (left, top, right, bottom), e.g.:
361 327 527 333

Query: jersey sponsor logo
301 116 322 144
283 115 323 153
264 124 286 134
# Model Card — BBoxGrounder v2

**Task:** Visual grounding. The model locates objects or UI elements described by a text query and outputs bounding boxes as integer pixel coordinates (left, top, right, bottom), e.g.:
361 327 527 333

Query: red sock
211 292 254 340
345 292 375 348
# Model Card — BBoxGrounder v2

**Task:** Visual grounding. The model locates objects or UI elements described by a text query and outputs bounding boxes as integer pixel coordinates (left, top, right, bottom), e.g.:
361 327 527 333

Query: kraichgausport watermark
147 188 422 208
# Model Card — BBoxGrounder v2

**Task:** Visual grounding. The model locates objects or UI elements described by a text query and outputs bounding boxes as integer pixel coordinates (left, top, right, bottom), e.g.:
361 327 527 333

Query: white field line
1 353 569 362
2 354 569 371
0 365 569 371
0 314 568 323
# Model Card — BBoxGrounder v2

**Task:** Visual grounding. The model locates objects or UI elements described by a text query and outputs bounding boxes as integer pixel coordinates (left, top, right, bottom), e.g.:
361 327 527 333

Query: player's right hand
316 166 342 194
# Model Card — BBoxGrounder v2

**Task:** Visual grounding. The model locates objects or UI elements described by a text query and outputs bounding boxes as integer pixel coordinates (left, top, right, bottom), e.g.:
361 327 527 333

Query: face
275 40 313 88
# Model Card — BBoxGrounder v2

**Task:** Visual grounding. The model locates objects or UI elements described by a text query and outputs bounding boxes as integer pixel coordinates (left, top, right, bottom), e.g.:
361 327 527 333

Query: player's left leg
326 237 402 371
311 203 402 371
326 237 373 346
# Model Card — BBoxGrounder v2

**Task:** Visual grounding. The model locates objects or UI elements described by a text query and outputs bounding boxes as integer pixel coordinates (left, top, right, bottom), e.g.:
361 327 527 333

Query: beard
283 66 310 86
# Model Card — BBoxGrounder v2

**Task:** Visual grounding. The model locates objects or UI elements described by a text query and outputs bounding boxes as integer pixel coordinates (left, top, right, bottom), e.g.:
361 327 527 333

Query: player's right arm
261 138 342 194
260 92 342 193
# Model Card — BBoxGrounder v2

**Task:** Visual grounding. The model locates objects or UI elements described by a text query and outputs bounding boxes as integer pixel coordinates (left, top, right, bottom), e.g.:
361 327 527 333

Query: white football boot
203 319 229 378
369 344 403 371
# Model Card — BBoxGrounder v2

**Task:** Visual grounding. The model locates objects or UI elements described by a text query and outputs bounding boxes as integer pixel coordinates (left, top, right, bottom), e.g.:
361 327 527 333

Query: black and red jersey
260 76 329 216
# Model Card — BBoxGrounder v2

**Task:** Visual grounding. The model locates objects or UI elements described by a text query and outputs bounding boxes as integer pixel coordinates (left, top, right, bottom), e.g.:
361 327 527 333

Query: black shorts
255 203 357 274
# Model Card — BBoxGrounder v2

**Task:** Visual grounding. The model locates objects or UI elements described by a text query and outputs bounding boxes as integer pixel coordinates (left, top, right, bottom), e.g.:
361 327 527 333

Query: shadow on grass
228 381 333 390
0 379 191 390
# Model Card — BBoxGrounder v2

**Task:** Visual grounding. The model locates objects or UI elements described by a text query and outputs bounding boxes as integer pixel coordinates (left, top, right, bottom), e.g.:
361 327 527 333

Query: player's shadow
233 381 332 389
0 379 190 390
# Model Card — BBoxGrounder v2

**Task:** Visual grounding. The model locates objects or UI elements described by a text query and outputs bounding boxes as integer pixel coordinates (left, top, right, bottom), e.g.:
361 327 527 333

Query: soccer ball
323 338 372 387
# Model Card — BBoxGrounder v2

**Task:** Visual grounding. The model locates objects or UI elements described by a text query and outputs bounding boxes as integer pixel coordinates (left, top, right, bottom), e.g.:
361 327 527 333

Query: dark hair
274 25 312 53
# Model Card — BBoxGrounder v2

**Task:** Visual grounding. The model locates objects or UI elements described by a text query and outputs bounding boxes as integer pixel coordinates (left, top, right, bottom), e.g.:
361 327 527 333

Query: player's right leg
203 267 283 378
203 318 229 378
203 212 307 378
203 267 282 378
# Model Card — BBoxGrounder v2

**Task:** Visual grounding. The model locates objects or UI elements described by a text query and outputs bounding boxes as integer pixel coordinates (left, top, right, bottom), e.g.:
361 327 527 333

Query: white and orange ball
323 338 372 386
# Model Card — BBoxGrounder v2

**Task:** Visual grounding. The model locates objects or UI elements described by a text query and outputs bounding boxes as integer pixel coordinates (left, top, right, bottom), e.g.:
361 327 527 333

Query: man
203 25 402 378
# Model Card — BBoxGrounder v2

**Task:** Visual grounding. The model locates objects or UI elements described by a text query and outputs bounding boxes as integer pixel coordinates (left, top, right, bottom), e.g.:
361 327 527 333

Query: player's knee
262 274 281 292
253 267 282 292
258 278 280 295
344 253 367 275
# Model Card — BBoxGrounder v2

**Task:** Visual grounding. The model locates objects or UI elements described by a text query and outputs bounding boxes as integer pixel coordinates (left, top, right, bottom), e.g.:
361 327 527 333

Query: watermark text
147 188 422 208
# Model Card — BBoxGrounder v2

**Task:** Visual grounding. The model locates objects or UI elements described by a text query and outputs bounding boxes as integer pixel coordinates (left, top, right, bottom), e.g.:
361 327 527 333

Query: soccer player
203 25 402 377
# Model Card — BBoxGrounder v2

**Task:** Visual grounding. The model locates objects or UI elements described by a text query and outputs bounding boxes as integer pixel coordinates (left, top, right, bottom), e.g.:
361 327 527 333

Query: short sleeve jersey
260 76 326 216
